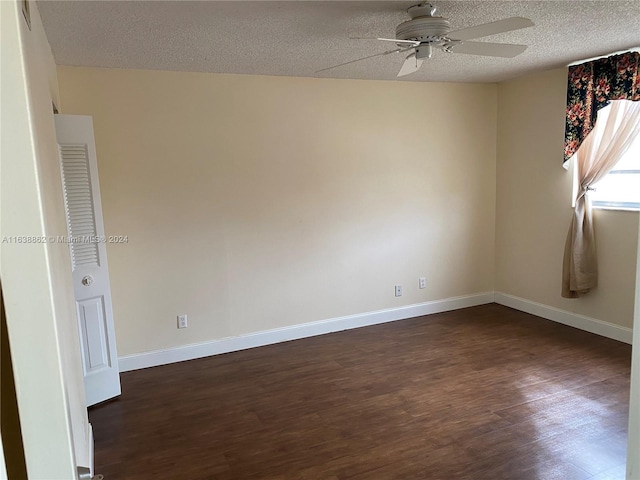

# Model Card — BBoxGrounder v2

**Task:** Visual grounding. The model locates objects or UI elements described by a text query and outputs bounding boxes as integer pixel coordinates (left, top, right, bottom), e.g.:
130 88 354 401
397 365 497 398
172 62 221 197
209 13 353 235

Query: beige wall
57 67 497 356
496 68 639 329
1 0 89 477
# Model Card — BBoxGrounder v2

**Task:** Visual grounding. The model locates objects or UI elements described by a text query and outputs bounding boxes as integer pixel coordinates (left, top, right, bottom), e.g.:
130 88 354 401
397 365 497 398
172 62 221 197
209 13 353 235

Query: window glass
590 104 640 210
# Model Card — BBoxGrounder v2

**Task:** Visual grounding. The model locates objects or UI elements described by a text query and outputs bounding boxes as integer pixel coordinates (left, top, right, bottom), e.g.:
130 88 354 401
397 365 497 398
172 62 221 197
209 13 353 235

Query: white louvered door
55 115 121 407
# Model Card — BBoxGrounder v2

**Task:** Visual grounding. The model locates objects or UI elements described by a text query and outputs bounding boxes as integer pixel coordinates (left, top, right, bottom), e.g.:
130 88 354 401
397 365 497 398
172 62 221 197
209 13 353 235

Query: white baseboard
118 292 495 372
494 292 632 344
88 423 94 477
119 291 633 372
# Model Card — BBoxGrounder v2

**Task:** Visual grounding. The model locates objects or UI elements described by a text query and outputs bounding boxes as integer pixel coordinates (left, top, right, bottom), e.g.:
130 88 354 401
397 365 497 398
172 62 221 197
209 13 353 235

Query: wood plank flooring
89 304 631 479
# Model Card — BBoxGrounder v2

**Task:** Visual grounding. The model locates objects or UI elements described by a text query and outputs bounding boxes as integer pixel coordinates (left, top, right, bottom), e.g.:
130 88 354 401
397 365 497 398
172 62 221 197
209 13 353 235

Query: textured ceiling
38 1 640 83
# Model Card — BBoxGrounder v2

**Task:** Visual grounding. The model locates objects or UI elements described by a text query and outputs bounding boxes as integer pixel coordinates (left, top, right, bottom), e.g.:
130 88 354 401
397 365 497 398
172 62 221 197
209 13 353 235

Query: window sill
592 204 640 213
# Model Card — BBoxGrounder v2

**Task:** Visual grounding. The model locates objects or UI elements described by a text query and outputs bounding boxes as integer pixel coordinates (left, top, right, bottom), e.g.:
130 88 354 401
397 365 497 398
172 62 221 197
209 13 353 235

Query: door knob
81 275 94 286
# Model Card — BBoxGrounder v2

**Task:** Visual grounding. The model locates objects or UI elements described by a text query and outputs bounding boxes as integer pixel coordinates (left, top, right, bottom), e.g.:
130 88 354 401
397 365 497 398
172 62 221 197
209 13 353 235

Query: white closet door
56 114 121 407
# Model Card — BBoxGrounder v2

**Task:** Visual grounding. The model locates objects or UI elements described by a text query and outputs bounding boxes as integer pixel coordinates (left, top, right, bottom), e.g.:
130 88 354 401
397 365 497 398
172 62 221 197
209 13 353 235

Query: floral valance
563 51 640 165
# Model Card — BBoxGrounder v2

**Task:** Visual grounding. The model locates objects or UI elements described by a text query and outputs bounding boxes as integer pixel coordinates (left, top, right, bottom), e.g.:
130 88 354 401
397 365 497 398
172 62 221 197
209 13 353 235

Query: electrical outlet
395 285 402 297
177 314 188 329
419 277 426 289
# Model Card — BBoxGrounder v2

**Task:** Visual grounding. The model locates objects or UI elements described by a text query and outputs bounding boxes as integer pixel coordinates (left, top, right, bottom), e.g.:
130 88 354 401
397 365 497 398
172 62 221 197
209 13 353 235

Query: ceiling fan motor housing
395 16 451 42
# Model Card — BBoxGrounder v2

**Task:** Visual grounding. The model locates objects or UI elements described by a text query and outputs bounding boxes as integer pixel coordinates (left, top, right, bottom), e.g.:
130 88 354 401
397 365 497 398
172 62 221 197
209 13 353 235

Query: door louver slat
59 143 100 269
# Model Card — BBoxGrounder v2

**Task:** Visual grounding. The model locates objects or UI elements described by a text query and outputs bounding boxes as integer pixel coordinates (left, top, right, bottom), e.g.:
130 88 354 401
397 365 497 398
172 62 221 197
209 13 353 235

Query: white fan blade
397 53 424 77
377 38 421 46
447 17 534 41
316 46 414 74
448 41 527 58
350 37 421 46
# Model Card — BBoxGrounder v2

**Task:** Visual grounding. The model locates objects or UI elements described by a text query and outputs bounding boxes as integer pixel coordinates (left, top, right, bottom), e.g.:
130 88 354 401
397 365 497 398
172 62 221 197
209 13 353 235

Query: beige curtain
562 100 640 298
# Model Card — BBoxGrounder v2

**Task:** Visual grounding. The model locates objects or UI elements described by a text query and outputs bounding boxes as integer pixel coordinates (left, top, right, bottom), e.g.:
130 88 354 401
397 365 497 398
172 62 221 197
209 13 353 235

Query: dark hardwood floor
89 304 631 480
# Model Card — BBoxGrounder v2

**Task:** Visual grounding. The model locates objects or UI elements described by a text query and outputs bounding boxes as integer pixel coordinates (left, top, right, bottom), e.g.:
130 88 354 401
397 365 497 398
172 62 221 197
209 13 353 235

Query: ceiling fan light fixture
416 44 433 60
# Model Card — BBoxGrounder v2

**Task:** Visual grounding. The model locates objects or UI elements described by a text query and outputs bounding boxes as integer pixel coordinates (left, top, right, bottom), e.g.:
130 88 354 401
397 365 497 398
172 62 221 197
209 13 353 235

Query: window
589 103 640 211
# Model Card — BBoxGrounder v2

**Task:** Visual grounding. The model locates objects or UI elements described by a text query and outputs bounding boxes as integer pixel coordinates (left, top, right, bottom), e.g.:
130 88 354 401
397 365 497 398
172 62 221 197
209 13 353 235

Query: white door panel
78 296 110 372
55 114 121 406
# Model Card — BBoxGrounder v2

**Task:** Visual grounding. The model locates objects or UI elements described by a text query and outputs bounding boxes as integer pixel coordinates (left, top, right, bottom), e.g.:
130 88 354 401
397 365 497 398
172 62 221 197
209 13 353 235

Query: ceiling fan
318 3 534 77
